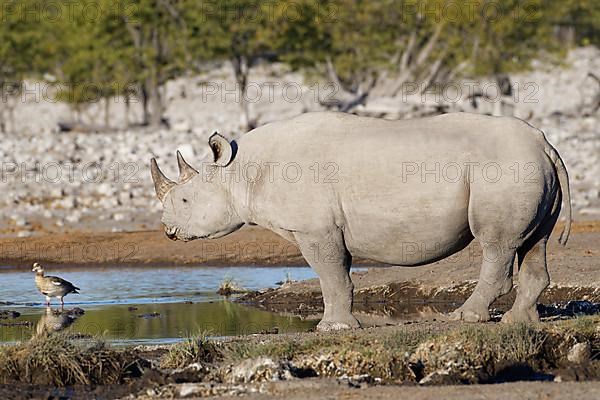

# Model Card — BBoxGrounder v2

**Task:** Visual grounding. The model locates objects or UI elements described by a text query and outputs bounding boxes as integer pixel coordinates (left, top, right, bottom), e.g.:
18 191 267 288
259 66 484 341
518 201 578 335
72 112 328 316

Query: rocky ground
0 47 599 238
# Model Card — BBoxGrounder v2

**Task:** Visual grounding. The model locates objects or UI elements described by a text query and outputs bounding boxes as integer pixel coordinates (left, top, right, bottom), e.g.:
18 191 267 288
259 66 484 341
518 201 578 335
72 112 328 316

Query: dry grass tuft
220 317 600 384
0 332 138 386
411 323 549 383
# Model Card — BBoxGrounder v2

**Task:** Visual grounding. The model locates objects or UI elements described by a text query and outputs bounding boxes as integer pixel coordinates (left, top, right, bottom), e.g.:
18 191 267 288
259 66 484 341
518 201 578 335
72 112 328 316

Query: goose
32 263 80 307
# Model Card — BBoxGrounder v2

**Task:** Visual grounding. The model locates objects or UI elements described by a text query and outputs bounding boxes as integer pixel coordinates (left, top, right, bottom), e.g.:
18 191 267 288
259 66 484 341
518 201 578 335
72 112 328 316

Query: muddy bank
238 282 600 324
235 222 600 320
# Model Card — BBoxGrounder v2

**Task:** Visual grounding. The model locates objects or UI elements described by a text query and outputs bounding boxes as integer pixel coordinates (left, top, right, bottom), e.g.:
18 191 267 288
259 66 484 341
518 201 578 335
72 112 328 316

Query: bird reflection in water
35 307 85 337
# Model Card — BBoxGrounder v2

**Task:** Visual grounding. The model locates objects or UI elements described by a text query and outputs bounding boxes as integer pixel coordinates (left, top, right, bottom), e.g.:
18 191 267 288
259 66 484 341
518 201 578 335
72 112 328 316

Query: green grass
217 275 246 296
160 331 221 369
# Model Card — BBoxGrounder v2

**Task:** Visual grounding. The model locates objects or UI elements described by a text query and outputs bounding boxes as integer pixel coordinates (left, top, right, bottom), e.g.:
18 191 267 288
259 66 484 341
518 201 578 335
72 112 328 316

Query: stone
112 212 127 222
567 342 591 364
228 357 293 383
179 383 202 398
14 217 28 227
65 212 81 224
172 119 192 133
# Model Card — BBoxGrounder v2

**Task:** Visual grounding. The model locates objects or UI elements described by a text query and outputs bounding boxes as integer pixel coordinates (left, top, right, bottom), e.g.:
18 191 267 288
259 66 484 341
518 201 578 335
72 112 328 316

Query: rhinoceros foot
449 303 491 323
317 315 361 332
500 307 540 324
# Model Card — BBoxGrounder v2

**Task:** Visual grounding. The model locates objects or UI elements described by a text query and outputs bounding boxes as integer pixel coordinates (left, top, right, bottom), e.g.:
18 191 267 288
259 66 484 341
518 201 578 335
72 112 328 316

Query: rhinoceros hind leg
450 242 516 322
501 239 548 324
294 230 360 331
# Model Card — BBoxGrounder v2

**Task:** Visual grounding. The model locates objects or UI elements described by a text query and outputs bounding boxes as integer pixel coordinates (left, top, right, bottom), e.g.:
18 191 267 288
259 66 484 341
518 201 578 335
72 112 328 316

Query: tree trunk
147 26 164 128
140 81 163 127
8 104 14 133
124 92 130 129
0 109 5 134
320 57 374 113
104 97 110 128
232 55 251 131
140 82 151 126
147 73 163 127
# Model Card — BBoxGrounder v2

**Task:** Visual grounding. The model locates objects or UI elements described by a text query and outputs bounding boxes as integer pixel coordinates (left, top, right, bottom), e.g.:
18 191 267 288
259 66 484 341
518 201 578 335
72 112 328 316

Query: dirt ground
0 225 308 268
0 220 598 272
207 380 600 400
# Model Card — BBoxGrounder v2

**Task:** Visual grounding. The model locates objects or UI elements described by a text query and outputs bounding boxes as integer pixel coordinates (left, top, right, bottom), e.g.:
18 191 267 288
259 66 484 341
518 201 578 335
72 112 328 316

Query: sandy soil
0 225 308 268
0 220 597 270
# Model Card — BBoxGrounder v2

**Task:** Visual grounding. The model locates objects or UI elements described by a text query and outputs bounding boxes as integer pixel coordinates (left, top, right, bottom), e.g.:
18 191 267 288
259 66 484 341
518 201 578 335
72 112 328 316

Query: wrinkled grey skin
151 112 572 331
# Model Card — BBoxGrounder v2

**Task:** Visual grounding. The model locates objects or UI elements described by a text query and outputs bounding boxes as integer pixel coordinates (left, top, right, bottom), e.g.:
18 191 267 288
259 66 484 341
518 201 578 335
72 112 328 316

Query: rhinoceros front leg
294 230 360 331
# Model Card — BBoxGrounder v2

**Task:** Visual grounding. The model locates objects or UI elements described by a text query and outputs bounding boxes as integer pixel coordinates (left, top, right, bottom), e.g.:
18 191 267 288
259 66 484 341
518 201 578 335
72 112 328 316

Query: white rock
14 218 28 227
112 212 126 222
172 119 192 133
580 208 600 216
567 342 591 364
65 212 81 224
179 383 203 398
96 183 114 196
228 357 292 383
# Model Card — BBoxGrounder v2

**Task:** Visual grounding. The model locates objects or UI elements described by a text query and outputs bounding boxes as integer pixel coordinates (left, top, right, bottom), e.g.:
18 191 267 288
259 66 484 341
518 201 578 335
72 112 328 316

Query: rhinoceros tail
545 143 572 246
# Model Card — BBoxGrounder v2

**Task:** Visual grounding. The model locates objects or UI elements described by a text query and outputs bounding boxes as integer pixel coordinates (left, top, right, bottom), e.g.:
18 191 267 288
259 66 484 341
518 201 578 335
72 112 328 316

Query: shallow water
0 302 317 345
0 266 319 306
0 266 321 344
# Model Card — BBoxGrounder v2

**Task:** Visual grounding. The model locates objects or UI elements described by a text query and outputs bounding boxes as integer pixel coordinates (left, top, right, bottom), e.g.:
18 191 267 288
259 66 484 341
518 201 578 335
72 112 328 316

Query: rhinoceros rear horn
209 132 234 167
150 158 175 202
176 150 198 183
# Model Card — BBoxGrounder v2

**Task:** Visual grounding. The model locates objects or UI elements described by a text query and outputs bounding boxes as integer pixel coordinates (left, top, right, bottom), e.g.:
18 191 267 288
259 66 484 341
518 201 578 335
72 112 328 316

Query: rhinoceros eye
182 198 188 203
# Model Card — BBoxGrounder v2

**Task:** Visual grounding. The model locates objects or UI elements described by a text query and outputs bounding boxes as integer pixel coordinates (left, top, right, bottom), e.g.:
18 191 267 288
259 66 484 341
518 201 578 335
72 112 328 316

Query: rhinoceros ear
209 132 234 167
176 150 198 183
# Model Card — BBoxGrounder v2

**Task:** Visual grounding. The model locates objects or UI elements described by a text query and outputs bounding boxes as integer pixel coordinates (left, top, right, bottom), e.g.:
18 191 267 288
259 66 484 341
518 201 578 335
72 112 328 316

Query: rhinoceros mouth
165 227 181 241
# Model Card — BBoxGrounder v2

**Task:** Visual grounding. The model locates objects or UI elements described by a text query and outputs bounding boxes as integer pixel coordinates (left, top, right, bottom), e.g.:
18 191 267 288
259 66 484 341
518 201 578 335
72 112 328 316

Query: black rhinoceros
150 112 571 331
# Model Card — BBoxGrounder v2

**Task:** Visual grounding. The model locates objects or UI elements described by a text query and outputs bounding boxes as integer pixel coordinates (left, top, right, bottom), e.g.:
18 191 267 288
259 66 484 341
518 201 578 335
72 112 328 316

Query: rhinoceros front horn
176 150 199 183
150 158 175 202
